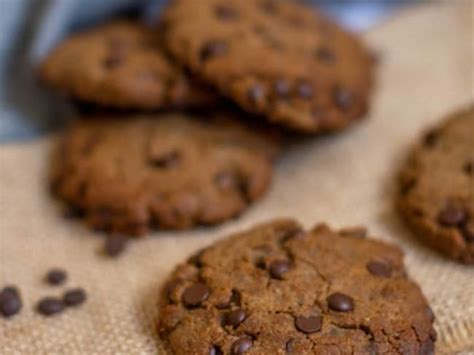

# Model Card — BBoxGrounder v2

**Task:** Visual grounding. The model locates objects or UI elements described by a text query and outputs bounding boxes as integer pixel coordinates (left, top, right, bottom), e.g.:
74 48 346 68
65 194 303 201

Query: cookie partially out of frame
398 106 474 264
39 20 216 109
50 113 279 235
158 219 436 354
161 0 374 133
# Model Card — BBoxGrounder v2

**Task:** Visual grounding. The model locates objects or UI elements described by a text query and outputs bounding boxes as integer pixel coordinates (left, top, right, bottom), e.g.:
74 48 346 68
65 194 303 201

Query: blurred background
0 0 425 142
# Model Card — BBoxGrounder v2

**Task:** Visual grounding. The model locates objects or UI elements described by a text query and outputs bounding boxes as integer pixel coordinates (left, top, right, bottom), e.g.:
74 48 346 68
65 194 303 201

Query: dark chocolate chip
200 41 228 61
463 161 473 175
209 345 223 355
334 87 354 111
273 79 291 97
189 249 206 267
423 130 439 147
182 283 210 308
63 288 87 306
327 292 354 312
366 261 392 277
46 269 67 286
294 315 322 334
438 204 467 226
296 81 314 99
149 151 181 169
104 234 128 257
37 297 65 316
315 47 336 63
224 308 247 327
269 260 291 280
285 339 295 352
0 286 22 318
248 84 265 106
429 328 438 341
216 289 241 309
231 337 253 354
462 220 474 242
214 5 238 20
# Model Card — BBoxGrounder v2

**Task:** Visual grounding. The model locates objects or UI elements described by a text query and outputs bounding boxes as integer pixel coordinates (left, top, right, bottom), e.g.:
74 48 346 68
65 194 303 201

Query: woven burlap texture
1 1 473 354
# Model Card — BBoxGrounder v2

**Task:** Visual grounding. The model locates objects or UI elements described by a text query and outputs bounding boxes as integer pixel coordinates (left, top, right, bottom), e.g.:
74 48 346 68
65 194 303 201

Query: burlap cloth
1 1 473 354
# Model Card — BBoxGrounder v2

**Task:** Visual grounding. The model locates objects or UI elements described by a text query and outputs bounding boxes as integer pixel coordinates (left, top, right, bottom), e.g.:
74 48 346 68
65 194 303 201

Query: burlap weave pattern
1 1 473 354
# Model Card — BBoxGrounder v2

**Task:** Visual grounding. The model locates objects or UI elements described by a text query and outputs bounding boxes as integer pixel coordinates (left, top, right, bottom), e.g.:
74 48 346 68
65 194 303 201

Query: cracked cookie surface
158 219 436 354
161 0 374 133
40 20 216 109
398 106 474 264
50 113 278 235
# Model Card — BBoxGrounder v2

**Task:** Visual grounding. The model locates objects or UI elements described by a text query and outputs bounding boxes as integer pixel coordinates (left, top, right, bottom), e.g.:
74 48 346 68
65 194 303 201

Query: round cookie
158 219 436 354
161 0 374 133
50 113 279 235
398 106 474 264
39 20 216 109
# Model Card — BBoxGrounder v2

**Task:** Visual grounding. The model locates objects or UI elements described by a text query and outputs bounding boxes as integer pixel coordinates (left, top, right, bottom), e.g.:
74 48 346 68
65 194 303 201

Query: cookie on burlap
158 219 436 354
39 20 216 109
50 113 279 235
398 106 474 264
161 0 374 133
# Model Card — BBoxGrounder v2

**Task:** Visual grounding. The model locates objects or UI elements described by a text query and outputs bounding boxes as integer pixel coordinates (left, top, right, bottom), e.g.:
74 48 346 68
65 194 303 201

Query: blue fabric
0 0 406 142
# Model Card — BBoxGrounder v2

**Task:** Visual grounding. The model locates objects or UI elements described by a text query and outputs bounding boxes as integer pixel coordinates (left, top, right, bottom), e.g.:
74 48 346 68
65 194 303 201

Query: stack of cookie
40 0 375 236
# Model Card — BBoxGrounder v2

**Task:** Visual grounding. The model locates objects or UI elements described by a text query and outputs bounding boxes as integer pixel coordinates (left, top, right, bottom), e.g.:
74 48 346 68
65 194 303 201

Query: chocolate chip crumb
46 268 67 286
104 234 128 257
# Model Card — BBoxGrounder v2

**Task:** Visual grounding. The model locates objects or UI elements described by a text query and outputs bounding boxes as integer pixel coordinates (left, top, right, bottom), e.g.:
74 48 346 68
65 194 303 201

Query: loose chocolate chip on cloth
161 0 374 133
397 106 474 264
39 20 217 110
1 2 473 353
50 112 279 234
158 220 436 354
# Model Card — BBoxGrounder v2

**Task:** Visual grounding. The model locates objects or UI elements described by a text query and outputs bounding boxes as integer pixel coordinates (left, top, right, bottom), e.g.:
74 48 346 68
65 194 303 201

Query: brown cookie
50 113 279 235
39 20 216 109
161 0 375 133
398 106 474 264
158 219 436 354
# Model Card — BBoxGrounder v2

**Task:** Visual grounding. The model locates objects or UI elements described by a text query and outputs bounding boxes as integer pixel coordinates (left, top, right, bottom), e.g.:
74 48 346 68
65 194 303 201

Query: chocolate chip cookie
39 20 216 109
50 113 279 235
398 106 474 264
161 0 374 133
158 219 436 354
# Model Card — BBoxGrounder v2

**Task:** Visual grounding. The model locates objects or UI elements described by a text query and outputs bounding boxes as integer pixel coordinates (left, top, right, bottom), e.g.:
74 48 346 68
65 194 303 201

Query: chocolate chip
423 130 439 147
209 345 223 355
248 84 265 106
273 79 291 97
438 204 467 226
462 220 474 242
285 339 295 352
200 41 228 61
214 5 238 20
463 161 473 175
63 288 87 306
366 261 392 277
296 81 314 99
214 171 238 190
182 283 209 308
231 337 253 354
269 260 291 280
327 292 354 312
334 87 354 111
37 297 64 316
429 328 438 341
426 306 435 322
216 289 241 309
149 151 181 169
0 286 22 318
315 47 336 63
224 308 247 327
104 234 128 257
46 269 67 286
295 315 322 334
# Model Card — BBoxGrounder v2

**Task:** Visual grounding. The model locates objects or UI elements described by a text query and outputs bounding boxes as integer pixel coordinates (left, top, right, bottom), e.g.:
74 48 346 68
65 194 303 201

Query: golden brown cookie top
39 20 216 109
161 0 375 133
158 219 436 354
